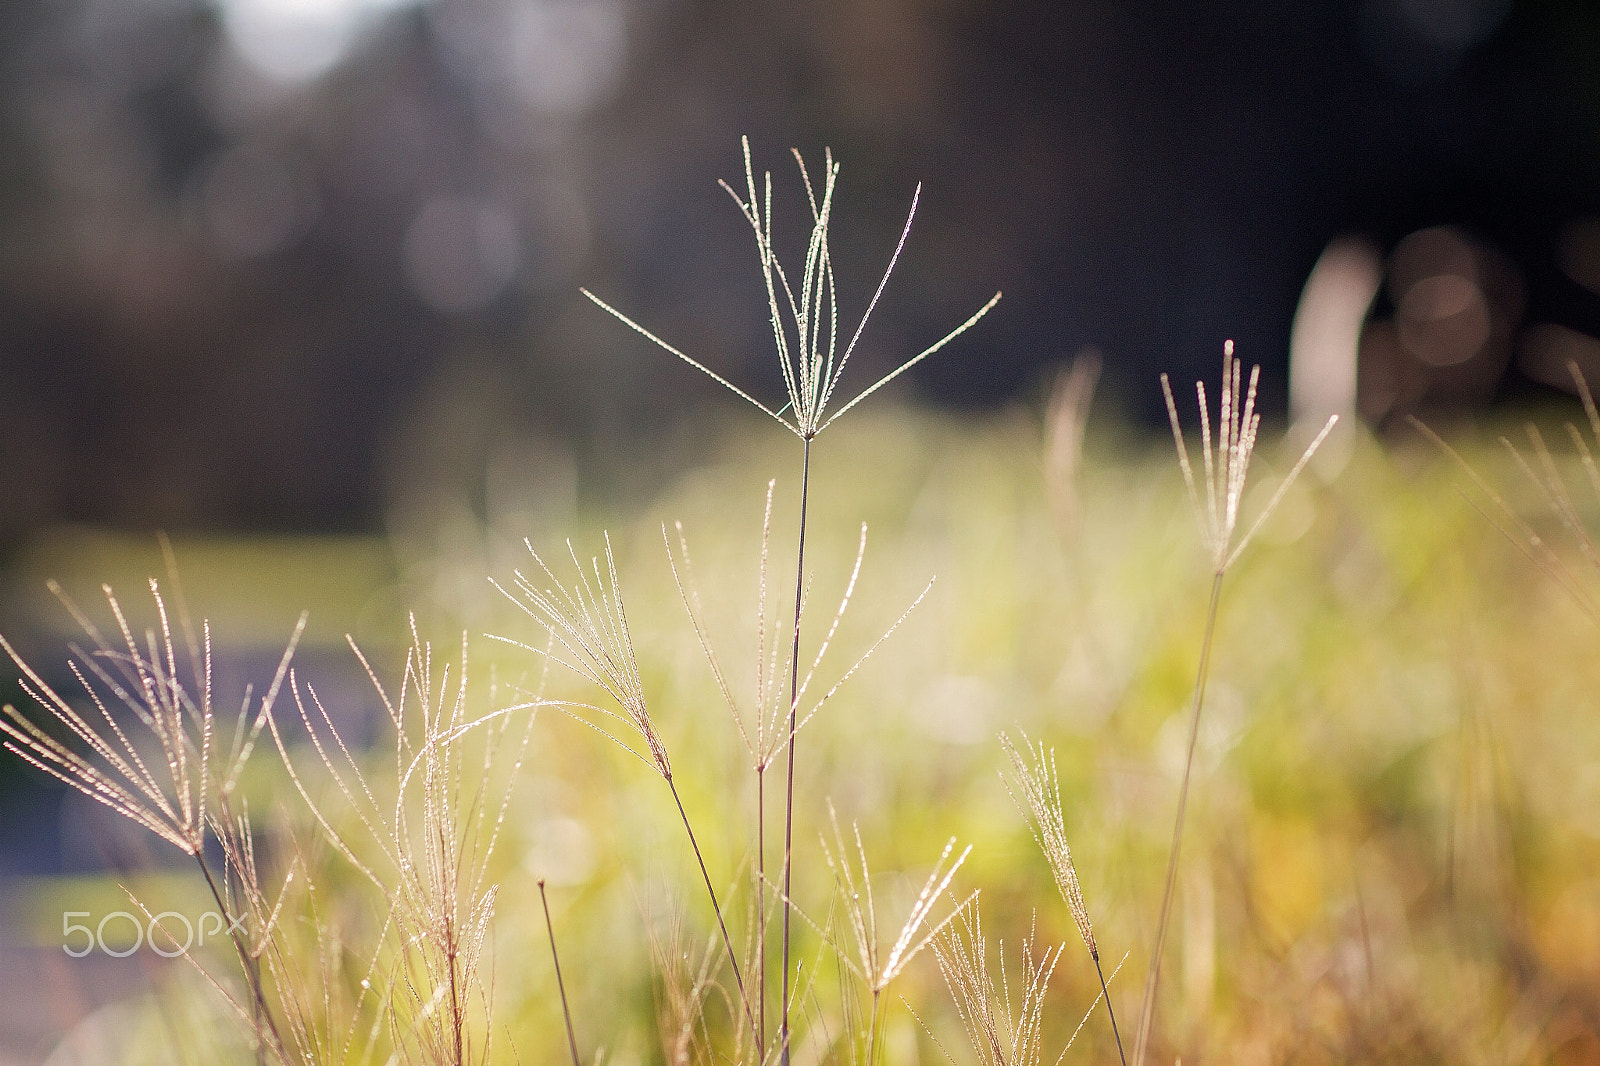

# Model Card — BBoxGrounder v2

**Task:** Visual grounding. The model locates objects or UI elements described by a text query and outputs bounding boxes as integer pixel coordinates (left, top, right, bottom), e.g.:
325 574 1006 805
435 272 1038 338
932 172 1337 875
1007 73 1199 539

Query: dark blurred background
0 0 1597 540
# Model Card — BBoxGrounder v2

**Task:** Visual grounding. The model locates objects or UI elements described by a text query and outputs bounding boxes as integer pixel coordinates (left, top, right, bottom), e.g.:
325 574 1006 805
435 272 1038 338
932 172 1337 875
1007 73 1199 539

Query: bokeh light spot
216 0 418 84
402 196 522 313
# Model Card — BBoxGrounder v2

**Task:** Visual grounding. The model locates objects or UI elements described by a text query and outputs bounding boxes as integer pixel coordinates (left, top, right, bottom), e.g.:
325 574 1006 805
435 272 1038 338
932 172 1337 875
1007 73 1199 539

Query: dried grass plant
665 481 934 1051
1 546 541 1066
1132 343 1336 1065
810 804 974 1066
0 572 305 1063
491 510 940 1064
579 137 997 1064
929 901 1131 1066
489 532 762 1043
928 902 1061 1066
267 621 536 1066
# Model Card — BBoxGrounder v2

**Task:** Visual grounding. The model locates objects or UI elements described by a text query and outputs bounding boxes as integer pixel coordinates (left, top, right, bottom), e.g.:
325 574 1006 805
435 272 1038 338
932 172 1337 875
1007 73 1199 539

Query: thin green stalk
668 775 760 1042
539 880 582 1066
1132 570 1224 1066
780 436 813 1066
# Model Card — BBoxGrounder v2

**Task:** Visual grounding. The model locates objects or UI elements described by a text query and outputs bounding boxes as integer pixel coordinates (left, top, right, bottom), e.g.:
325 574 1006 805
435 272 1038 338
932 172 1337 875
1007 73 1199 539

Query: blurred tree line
0 0 1596 539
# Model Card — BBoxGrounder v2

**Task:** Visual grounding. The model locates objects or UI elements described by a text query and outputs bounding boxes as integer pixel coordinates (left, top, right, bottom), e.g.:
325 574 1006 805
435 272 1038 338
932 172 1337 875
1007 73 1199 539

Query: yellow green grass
7 398 1600 1064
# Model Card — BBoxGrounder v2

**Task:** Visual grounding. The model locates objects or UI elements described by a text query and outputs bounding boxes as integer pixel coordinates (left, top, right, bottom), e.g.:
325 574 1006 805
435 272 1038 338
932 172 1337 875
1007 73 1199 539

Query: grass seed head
1161 341 1337 573
582 137 1000 440
819 802 976 994
1000 731 1097 961
494 532 672 778
0 581 302 856
931 901 1062 1066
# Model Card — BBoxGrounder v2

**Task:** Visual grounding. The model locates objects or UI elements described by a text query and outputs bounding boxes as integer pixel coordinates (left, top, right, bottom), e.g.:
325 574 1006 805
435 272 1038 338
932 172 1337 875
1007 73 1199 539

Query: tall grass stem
780 436 813 1066
540 880 582 1066
668 776 759 1041
1132 570 1224 1066
1095 952 1127 1066
758 767 767 1053
195 852 285 1064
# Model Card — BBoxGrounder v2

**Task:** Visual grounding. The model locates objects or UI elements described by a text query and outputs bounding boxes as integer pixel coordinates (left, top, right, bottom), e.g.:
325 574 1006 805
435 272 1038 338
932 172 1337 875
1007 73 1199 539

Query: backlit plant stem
757 765 767 1052
539 880 582 1066
196 852 286 1065
668 775 760 1043
1095 950 1128 1066
866 989 884 1066
780 435 812 1066
1132 569 1224 1066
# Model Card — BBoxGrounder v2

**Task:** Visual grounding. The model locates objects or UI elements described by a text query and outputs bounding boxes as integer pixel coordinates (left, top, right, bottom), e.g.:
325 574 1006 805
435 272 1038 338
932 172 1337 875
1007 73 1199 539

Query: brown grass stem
867 989 884 1066
447 910 464 1066
1094 952 1127 1066
195 850 287 1065
668 774 760 1043
540 880 582 1066
1132 569 1224 1066
758 764 767 1054
780 434 812 1066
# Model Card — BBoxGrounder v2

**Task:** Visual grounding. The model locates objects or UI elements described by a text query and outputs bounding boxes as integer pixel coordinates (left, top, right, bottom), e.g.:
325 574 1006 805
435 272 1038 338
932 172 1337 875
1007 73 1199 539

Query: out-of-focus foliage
8 402 1600 1064
2 0 1599 539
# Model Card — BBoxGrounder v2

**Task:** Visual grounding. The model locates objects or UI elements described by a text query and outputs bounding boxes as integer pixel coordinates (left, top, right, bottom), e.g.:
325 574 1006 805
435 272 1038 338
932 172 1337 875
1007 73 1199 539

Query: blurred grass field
6 399 1600 1065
